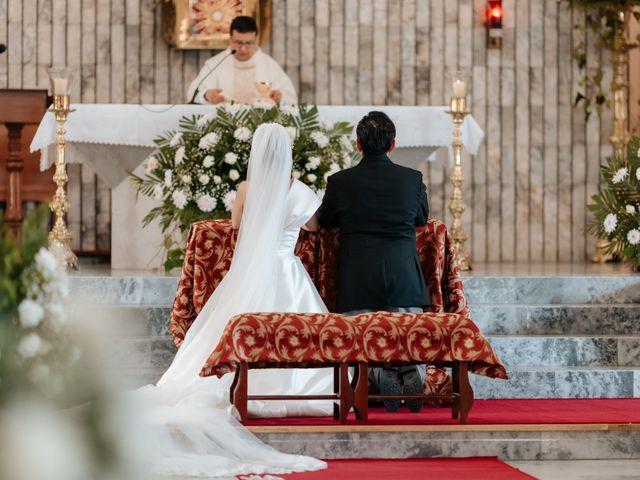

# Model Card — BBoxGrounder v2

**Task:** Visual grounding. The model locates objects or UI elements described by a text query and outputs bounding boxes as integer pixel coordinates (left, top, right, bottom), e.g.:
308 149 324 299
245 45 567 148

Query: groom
318 111 430 413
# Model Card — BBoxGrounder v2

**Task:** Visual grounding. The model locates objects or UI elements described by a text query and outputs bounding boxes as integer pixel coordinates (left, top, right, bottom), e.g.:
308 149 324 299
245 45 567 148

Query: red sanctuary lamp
487 0 503 49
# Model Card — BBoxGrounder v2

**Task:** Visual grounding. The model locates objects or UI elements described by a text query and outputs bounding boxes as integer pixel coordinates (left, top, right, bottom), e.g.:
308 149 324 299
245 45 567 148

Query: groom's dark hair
230 16 259 35
356 111 396 155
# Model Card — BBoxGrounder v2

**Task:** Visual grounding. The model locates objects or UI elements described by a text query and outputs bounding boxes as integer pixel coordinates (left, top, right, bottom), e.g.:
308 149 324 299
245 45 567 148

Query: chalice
255 81 273 103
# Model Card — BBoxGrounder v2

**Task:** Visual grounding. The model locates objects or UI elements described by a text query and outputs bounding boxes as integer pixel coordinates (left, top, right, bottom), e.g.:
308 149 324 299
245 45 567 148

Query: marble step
114 364 640 400
68 274 640 305
106 335 640 370
253 428 640 461
85 303 640 338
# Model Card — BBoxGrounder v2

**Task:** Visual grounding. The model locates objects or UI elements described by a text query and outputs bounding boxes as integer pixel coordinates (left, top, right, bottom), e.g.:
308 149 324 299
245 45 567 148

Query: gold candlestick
47 67 77 269
448 96 472 271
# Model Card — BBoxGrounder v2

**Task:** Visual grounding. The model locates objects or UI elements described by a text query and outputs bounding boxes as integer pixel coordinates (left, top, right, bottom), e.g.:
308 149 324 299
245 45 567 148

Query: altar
30 104 484 270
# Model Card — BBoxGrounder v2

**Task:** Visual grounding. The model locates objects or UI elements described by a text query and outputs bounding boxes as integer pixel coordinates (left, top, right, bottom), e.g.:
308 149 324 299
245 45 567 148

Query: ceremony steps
71 264 640 461
74 264 640 400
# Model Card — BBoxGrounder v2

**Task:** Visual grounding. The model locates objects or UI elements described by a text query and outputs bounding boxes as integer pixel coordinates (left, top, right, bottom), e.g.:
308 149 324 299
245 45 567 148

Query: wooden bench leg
229 365 240 404
338 363 353 424
353 362 369 423
333 365 340 420
452 361 474 423
232 362 249 423
451 363 460 420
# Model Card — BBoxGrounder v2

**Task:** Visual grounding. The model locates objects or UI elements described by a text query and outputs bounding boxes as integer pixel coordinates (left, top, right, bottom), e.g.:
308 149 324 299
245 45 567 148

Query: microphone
188 49 236 104
0 44 6 54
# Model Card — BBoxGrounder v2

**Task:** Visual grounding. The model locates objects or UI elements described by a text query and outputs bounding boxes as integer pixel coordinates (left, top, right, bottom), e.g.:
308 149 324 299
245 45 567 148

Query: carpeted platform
242 457 537 479
245 398 640 426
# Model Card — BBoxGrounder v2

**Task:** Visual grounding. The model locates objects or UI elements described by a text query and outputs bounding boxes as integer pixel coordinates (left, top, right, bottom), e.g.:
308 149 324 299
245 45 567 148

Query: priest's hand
204 88 225 104
270 90 282 103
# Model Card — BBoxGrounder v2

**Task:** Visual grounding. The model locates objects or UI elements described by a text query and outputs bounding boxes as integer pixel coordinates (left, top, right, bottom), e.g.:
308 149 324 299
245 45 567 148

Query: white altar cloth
31 104 484 187
29 104 484 270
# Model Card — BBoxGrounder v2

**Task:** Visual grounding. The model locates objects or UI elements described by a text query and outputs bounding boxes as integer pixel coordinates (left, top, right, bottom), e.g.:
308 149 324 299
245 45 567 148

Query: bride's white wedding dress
135 124 331 478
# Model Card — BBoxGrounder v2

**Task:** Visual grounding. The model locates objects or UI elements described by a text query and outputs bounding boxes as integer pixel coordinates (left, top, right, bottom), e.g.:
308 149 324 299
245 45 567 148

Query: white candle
53 78 68 96
452 79 466 98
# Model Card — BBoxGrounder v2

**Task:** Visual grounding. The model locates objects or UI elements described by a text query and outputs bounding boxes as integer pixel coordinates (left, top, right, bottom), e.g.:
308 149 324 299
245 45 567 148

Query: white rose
636 167 640 181
213 175 222 185
145 155 158 172
172 190 187 209
307 173 317 182
603 213 618 234
286 127 297 144
169 132 183 147
199 132 219 150
174 146 186 165
224 152 238 165
203 155 215 168
233 127 252 142
637 148 640 158
164 170 172 187
223 190 237 212
153 184 163 200
612 167 628 184
292 170 301 179
18 299 44 328
310 131 330 148
181 174 192 184
627 229 640 245
196 112 215 128
196 194 217 212
626 205 636 214
18 333 43 359
229 169 240 181
35 248 58 277
198 174 210 185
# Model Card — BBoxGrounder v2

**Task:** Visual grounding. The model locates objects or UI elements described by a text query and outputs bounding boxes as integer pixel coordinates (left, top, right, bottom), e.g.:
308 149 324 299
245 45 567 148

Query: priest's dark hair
356 111 396 155
230 16 258 35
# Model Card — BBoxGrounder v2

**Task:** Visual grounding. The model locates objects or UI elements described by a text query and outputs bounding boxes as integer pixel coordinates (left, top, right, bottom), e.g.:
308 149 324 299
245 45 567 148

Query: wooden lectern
0 89 51 241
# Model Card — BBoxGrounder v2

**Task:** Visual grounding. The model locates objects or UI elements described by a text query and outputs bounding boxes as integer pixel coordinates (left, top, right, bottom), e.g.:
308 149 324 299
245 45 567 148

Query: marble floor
509 459 640 479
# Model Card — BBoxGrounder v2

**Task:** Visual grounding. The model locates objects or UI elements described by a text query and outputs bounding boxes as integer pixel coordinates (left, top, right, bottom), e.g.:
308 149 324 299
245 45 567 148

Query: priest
187 16 298 105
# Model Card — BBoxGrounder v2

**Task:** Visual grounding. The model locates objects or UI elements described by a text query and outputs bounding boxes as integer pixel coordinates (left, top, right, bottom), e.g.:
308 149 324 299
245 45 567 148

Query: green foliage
565 0 640 119
587 136 640 266
129 103 357 271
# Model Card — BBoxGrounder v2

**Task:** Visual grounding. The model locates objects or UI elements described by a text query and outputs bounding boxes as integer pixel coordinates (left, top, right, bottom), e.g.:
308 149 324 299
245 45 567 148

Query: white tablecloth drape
31 104 484 187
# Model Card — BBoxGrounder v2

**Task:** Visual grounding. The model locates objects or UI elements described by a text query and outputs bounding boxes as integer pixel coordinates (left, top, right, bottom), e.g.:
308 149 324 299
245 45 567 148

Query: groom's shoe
400 366 424 413
378 368 402 412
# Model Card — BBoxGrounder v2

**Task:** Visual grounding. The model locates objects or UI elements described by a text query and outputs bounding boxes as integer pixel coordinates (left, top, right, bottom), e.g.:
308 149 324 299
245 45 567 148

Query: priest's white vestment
186 48 298 105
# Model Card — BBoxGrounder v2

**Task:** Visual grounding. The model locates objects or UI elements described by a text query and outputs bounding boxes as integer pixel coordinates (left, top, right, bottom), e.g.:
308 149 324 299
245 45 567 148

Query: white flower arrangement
603 213 617 233
588 136 640 268
223 190 237 212
612 167 628 184
130 103 357 271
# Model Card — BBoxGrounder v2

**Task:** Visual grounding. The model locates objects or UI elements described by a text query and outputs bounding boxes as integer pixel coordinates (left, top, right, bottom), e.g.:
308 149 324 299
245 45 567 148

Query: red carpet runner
238 457 536 479
246 398 640 426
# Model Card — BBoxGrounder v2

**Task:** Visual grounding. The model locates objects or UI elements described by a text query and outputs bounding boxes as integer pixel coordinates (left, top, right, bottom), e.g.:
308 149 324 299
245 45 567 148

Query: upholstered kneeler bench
199 311 506 424
169 219 508 423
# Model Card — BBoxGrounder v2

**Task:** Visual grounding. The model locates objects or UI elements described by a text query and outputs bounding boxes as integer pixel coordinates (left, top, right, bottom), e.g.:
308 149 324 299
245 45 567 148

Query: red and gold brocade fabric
199 311 507 379
169 218 470 346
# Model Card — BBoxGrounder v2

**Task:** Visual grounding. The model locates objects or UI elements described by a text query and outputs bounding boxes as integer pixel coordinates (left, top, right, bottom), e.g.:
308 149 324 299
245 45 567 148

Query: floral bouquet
587 135 640 269
130 103 358 271
0 206 146 480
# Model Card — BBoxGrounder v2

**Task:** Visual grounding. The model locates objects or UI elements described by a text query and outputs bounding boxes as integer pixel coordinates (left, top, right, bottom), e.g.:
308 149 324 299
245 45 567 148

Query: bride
137 123 332 477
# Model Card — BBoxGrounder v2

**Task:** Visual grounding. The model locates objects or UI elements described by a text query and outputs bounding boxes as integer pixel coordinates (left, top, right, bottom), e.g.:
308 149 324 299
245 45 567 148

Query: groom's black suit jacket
318 152 430 313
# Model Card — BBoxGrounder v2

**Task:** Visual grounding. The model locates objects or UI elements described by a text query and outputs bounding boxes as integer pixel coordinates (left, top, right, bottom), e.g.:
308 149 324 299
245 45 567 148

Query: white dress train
136 179 332 477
